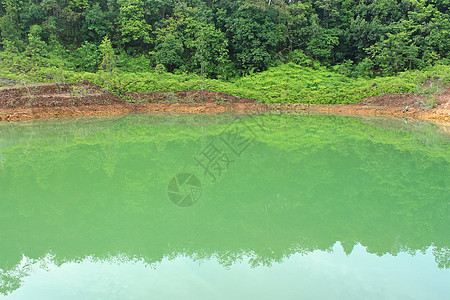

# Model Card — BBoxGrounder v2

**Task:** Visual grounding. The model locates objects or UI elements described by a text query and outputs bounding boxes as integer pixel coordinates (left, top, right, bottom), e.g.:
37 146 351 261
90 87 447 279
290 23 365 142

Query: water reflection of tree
0 272 21 296
433 247 449 269
0 114 448 295
0 254 56 296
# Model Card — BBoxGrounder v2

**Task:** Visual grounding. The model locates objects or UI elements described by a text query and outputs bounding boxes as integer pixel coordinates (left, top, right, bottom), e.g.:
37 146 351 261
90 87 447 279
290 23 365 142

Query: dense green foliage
0 0 449 76
2 61 449 104
0 1 449 103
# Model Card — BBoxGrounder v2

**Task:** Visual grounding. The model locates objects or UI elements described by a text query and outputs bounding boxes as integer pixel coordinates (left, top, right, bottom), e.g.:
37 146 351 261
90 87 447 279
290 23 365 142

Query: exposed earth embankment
0 81 448 122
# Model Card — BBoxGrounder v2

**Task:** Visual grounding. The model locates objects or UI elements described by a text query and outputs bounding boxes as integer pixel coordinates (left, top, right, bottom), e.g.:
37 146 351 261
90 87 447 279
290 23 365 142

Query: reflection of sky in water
4 243 449 300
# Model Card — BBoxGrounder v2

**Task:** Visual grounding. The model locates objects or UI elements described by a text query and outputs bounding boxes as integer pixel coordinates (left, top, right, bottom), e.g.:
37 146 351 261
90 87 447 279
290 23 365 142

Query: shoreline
0 81 448 123
1 102 448 123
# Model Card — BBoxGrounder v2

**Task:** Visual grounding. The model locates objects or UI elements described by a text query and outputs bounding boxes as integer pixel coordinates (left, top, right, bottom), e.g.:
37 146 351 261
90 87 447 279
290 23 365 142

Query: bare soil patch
332 87 449 122
0 80 123 109
0 81 448 122
127 90 255 104
271 86 449 122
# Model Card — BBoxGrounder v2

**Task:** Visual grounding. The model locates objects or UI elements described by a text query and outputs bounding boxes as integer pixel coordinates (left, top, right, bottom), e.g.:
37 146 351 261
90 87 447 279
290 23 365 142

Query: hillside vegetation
1 0 449 103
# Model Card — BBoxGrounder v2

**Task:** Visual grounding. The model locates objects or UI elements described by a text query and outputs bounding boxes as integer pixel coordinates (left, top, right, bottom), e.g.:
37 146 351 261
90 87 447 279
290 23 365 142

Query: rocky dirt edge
0 80 448 123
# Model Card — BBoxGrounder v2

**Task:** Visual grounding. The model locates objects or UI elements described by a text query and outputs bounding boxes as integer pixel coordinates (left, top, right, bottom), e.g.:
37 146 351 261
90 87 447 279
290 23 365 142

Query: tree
366 31 419 75
82 3 110 43
305 14 339 62
72 41 101 72
225 2 281 71
26 24 47 59
117 0 151 50
341 16 384 62
153 4 229 76
0 0 23 50
99 36 115 73
154 33 183 71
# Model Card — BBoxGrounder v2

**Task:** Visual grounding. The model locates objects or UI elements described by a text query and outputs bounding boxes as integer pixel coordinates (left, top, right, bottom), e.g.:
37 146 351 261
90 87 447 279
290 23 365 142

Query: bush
70 42 101 72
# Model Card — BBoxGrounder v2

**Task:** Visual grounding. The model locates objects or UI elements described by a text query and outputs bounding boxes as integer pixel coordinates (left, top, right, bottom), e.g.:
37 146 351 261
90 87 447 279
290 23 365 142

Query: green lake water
0 113 449 299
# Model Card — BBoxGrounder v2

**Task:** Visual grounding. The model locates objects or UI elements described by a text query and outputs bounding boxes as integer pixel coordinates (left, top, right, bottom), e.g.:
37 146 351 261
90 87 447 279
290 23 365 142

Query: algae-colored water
0 114 449 299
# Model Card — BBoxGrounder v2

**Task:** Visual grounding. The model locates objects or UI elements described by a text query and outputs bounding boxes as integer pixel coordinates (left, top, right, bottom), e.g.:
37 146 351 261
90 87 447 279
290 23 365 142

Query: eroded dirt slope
0 80 448 122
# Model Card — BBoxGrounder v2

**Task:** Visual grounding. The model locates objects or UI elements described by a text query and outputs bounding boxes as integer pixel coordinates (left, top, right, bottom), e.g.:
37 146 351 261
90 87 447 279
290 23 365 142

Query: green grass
1 52 449 105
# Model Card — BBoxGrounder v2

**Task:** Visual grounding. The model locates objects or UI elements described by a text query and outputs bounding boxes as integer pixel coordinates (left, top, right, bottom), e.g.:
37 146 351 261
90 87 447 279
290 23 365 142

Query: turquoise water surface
0 113 449 299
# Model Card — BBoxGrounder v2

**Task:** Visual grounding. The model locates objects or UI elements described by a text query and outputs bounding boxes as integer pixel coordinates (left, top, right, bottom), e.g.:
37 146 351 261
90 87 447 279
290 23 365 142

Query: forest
0 0 449 103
